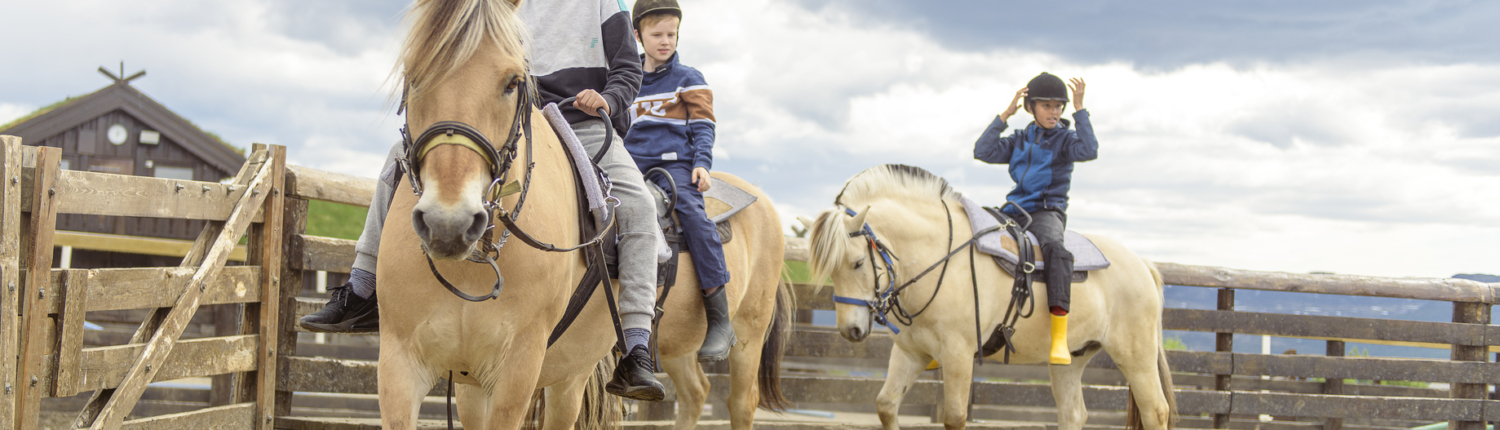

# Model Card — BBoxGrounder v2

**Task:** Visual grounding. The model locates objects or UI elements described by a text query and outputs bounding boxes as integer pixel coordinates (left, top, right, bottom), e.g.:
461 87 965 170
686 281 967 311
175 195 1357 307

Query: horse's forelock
808 209 849 285
397 0 530 103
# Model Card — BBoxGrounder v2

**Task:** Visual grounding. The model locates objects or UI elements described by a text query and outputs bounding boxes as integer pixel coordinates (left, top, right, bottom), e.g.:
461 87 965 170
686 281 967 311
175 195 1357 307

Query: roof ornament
98 61 145 85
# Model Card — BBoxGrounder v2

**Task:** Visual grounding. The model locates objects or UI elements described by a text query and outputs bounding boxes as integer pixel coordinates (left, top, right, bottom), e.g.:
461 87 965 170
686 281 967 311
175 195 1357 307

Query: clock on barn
107 123 128 145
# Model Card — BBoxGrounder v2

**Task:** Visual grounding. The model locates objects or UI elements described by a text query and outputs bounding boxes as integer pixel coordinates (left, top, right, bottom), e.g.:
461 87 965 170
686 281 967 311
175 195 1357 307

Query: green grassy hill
305 200 368 241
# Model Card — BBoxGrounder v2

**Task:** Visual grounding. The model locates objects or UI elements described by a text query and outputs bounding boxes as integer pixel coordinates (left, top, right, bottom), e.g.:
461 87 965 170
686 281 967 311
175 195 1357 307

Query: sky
1 1 1496 279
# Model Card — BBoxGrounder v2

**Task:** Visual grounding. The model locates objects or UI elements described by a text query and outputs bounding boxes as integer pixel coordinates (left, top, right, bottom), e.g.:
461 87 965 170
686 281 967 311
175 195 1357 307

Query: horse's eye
853 259 865 270
505 78 520 94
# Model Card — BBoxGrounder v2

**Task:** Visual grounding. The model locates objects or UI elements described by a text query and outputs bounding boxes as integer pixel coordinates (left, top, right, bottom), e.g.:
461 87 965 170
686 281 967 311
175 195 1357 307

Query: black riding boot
298 283 380 333
698 287 737 362
606 345 666 401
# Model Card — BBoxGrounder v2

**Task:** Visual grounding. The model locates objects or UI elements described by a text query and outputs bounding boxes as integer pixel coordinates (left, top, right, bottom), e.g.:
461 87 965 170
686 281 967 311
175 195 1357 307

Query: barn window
154 165 195 180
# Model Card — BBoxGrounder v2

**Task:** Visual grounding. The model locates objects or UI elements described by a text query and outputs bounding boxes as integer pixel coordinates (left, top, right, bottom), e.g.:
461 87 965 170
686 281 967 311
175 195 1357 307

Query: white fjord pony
803 164 1177 430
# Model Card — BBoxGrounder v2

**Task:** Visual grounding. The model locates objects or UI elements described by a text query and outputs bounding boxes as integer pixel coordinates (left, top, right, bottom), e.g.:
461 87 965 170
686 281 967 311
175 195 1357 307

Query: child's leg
652 164 730 291
350 142 407 297
1027 210 1072 364
298 142 403 333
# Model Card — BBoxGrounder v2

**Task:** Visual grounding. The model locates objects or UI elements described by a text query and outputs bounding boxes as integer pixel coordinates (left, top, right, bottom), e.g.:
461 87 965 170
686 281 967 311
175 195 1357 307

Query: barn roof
0 80 246 173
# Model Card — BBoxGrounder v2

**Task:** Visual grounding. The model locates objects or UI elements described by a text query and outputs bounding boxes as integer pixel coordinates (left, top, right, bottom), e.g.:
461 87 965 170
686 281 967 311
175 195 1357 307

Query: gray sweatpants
351 119 658 335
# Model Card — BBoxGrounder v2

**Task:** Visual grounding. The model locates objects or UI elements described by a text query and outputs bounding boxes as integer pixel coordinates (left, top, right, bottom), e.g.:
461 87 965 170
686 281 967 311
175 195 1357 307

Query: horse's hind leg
877 346 929 430
1049 344 1102 430
662 353 710 430
726 304 773 429
1111 342 1172 430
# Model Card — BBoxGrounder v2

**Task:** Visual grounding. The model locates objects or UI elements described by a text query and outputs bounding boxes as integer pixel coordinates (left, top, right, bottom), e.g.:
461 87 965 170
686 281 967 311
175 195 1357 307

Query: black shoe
698 287 737 362
298 283 380 333
606 346 665 401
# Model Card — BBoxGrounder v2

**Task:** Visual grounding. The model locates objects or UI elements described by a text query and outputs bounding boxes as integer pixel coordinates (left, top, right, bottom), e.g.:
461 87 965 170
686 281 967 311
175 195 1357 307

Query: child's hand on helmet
1000 86 1027 123
1068 78 1086 112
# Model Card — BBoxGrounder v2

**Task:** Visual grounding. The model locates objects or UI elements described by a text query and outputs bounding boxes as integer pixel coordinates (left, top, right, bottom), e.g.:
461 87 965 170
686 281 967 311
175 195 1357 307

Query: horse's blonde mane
809 164 956 283
397 0 529 102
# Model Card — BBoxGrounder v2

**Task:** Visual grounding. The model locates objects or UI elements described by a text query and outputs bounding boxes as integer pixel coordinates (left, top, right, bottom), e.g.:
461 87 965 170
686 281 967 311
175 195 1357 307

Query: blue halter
830 207 905 334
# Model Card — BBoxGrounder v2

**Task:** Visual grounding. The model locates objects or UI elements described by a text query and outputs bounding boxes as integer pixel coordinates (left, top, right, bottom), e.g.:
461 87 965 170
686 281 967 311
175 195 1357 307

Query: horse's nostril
465 211 488 242
850 327 863 340
412 209 432 241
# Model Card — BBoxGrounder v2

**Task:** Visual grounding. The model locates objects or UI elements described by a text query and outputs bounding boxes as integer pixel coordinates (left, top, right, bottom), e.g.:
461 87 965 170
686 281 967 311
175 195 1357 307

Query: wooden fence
5 132 1499 429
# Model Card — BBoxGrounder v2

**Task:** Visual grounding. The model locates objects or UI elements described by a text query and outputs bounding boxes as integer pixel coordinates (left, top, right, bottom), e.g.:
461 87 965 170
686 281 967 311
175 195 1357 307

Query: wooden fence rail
6 142 1499 430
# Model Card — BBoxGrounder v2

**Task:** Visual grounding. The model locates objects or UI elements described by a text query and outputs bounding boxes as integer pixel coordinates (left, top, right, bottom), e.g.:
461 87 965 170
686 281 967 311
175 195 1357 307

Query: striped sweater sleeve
599 0 642 135
681 70 716 170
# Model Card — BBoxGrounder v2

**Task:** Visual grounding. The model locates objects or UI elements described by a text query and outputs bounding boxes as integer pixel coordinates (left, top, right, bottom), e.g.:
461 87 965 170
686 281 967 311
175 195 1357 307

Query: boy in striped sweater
624 0 736 363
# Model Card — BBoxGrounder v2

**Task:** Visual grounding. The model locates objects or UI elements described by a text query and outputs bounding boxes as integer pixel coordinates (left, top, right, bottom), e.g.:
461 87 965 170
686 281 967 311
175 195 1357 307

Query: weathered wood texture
1 136 25 430
248 143 287 429
1155 261 1493 303
275 198 308 417
37 335 260 394
285 165 375 207
52 230 248 261
21 168 265 222
79 149 274 430
21 266 261 314
16 146 60 430
290 234 356 273
118 402 255 430
278 356 449 397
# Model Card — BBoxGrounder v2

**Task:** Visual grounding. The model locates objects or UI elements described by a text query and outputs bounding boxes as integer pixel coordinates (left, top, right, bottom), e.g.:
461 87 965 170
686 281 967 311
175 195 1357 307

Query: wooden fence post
1212 287 1234 429
16 146 61 430
274 197 309 417
1 136 24 430
1323 340 1345 430
233 144 286 429
1449 301 1489 430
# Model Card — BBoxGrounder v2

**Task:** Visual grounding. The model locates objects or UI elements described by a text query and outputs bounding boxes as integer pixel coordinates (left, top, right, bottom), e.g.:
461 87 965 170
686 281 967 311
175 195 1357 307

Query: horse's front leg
482 347 549 429
379 341 436 430
1049 345 1102 430
877 345 929 430
540 367 595 430
936 342 979 430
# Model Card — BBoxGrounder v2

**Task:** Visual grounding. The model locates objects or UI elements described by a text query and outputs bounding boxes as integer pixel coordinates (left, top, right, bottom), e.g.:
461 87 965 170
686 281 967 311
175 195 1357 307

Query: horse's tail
1126 261 1179 430
575 357 622 430
756 278 795 412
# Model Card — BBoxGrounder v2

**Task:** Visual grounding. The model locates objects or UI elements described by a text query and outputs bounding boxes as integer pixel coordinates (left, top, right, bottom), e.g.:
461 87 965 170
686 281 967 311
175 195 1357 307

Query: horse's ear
507 0 524 7
844 205 872 232
796 215 817 230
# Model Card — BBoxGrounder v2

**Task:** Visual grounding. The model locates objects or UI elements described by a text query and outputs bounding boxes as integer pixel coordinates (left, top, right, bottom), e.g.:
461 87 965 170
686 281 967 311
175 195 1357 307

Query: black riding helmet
1025 72 1068 111
632 0 682 31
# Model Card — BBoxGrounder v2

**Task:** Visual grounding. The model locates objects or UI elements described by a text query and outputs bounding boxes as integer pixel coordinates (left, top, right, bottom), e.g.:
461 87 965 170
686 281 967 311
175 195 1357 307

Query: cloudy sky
2 1 1496 279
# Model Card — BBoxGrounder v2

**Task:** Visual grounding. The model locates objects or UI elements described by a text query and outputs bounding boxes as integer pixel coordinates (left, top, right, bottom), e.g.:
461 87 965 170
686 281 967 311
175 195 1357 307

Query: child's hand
1068 78 1086 112
691 167 711 192
575 89 609 117
1000 87 1026 122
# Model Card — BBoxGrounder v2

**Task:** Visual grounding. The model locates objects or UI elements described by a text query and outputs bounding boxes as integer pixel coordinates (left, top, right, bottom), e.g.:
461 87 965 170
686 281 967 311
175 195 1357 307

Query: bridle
396 77 617 303
828 201 1007 335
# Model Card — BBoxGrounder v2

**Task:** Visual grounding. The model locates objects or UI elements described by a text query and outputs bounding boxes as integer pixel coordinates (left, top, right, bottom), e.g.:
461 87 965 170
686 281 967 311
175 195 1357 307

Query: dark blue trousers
641 162 731 289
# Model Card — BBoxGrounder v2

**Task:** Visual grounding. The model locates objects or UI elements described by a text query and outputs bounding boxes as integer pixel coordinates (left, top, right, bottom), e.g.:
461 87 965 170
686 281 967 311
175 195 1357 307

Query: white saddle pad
957 194 1110 273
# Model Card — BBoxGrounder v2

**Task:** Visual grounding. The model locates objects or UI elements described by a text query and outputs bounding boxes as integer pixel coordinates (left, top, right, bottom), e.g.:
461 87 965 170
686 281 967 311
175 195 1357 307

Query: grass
306 200 368 241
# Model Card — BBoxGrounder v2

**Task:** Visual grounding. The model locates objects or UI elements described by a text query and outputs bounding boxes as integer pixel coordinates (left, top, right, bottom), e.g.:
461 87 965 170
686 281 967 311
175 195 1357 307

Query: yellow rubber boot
926 359 940 370
1049 314 1071 365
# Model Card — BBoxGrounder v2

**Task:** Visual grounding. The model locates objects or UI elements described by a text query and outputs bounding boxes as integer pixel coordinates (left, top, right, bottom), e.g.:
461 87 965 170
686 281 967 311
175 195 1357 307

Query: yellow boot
1049 314 1071 365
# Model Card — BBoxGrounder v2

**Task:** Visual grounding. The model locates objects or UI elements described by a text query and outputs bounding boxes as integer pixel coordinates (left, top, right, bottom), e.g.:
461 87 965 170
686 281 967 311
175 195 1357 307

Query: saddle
602 174 758 287
957 195 1109 282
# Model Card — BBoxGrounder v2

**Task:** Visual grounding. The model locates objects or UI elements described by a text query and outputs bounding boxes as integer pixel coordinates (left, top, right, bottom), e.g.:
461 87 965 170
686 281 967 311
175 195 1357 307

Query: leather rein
397 79 616 303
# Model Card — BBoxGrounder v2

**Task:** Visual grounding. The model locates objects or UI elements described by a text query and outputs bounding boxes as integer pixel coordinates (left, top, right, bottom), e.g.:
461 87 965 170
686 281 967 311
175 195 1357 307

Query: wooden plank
1164 308 1490 346
52 230 247 262
71 149 269 430
1156 262 1493 304
20 168 266 222
1448 301 1488 430
47 335 260 394
15 146 60 430
250 144 286 429
52 271 86 397
293 235 356 273
1324 340 1345 430
785 236 809 262
278 357 450 397
1 135 25 430
1233 353 1498 384
1229 391 1484 421
275 198 309 417
28 266 261 314
119 401 255 430
83 151 274 430
285 165 376 208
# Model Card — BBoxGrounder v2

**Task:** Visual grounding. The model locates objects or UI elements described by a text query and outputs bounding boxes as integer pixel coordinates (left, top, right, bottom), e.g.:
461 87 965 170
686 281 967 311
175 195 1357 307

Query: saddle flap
541 103 608 227
957 194 1110 273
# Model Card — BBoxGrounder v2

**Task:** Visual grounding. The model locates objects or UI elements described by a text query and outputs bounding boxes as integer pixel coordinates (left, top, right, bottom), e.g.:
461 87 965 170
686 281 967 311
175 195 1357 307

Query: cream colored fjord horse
803 165 1177 430
378 1 791 429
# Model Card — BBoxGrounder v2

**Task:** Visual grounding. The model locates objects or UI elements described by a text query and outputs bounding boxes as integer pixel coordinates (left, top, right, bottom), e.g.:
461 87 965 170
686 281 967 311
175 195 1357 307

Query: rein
829 202 1005 335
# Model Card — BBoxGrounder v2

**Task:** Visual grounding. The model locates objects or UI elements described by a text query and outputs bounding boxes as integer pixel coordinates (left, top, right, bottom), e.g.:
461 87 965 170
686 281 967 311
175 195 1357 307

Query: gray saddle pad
646 177 757 244
957 194 1110 273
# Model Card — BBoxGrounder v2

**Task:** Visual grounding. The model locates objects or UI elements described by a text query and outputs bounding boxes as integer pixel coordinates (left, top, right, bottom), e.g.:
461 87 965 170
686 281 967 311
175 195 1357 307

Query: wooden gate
1 136 289 429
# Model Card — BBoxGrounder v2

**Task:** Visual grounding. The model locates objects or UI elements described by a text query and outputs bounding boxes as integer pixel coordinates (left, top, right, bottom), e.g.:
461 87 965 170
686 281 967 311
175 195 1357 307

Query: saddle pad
704 178 758 224
541 103 607 227
956 194 1110 272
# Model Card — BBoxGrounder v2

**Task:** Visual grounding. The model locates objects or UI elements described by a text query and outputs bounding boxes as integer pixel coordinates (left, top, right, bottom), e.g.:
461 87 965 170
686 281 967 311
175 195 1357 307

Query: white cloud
0 103 37 127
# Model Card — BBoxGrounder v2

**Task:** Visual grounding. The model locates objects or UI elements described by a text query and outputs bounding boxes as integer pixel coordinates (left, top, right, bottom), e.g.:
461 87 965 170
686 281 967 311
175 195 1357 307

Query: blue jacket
623 53 715 171
973 110 1098 215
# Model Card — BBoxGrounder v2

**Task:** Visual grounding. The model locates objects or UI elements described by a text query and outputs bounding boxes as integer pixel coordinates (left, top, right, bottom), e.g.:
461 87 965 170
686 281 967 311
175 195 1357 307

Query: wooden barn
0 67 247 267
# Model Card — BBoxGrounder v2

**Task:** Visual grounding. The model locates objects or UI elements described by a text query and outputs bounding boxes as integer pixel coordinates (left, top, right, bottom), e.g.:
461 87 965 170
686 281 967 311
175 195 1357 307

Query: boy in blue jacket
624 0 736 363
973 72 1094 365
